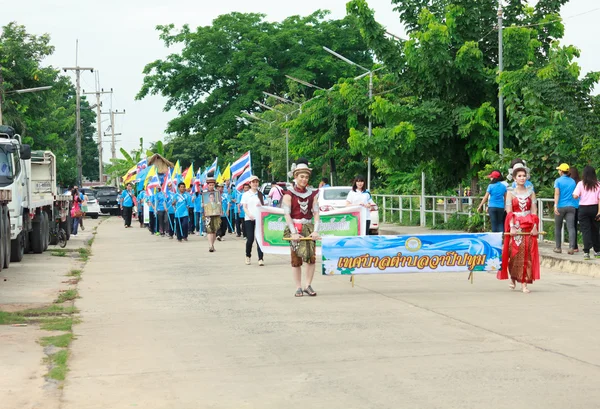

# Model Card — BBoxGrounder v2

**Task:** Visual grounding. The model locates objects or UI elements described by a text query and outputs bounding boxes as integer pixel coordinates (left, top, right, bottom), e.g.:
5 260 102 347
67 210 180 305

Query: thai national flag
236 165 252 191
136 158 147 172
147 173 161 191
230 151 251 179
207 157 218 176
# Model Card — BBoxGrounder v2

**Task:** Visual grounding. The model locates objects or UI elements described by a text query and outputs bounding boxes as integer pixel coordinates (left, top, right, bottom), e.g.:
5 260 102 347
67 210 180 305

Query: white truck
0 125 71 265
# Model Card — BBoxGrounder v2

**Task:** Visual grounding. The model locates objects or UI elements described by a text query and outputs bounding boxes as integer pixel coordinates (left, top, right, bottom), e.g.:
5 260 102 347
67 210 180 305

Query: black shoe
216 236 222 241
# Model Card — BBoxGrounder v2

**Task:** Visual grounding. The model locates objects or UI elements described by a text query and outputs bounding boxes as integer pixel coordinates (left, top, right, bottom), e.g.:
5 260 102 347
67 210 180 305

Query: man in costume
204 177 222 252
282 159 321 297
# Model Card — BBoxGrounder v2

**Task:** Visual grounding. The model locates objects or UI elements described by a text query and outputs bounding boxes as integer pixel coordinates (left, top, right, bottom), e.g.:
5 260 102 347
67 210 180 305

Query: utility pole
498 1 504 155
102 109 125 187
83 87 112 183
0 64 4 125
63 63 94 186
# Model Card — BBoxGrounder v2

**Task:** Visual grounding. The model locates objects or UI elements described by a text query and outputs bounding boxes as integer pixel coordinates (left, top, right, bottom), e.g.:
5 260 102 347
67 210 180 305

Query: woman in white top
346 175 376 235
240 175 265 266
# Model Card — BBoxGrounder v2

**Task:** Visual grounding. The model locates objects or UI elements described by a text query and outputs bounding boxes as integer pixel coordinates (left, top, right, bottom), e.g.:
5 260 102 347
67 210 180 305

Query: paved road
62 217 600 409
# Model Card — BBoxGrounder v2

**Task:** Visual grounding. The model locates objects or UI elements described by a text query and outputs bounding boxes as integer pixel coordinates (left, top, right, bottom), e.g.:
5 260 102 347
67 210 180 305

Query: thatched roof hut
147 153 174 174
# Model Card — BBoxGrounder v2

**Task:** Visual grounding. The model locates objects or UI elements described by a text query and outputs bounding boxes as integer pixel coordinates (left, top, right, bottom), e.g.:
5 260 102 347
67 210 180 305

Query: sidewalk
379 224 600 278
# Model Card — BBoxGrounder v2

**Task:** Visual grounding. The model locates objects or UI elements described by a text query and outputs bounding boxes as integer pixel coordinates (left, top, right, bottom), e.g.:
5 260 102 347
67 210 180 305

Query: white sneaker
258 259 264 266
202 233 206 237
196 232 201 236
245 257 251 265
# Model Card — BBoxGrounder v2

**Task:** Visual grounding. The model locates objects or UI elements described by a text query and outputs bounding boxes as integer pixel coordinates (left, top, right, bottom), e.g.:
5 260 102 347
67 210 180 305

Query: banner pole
351 275 355 288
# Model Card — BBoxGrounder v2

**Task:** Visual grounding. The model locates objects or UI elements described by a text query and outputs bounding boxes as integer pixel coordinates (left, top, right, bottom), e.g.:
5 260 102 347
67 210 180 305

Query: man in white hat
282 159 321 297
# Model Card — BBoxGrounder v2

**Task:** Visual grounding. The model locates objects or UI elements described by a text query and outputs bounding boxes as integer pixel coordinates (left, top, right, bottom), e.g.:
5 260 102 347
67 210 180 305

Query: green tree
1 22 99 186
136 11 372 174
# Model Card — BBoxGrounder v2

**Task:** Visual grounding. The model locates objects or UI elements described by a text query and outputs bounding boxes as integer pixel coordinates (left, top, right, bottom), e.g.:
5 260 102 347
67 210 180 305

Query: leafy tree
1 22 99 187
137 11 372 174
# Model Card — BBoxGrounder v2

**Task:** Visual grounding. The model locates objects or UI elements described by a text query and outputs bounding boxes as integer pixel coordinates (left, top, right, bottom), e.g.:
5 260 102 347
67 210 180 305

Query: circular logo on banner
405 237 422 252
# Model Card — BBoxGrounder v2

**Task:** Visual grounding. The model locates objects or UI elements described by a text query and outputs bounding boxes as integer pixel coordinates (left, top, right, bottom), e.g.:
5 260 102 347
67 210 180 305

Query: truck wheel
10 232 24 262
29 217 43 254
3 207 10 269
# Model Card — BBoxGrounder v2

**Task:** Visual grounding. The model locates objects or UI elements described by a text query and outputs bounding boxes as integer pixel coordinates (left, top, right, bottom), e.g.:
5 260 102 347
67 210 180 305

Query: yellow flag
222 164 231 181
144 165 157 188
122 164 137 184
173 160 182 178
184 164 194 188
216 172 224 184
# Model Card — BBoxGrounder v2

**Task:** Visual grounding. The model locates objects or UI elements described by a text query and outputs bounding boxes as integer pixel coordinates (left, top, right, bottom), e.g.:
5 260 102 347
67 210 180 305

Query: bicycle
50 219 68 248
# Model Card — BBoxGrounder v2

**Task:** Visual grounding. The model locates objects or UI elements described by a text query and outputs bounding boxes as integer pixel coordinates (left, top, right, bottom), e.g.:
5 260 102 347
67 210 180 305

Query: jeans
236 215 245 237
554 206 576 249
194 212 204 234
578 204 600 254
488 207 506 233
175 216 189 240
574 208 579 249
167 213 175 237
244 220 264 260
72 217 80 235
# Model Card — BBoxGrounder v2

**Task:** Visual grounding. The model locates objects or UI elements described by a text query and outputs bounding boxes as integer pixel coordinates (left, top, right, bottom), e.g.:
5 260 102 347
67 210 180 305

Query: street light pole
498 1 504 155
322 46 378 191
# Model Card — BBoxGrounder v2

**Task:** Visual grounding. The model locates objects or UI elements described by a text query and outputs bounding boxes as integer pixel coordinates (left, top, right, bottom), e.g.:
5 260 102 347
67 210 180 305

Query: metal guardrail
372 194 564 243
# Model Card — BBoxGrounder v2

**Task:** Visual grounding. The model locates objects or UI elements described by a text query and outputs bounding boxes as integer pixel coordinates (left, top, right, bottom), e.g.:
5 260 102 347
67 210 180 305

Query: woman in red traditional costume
498 162 540 293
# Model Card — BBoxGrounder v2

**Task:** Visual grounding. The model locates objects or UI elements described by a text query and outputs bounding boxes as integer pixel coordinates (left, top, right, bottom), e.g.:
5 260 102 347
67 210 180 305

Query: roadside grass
40 333 73 348
51 250 67 257
0 305 78 326
55 289 78 304
45 349 69 381
67 269 82 277
40 316 78 331
87 237 95 246
78 247 91 261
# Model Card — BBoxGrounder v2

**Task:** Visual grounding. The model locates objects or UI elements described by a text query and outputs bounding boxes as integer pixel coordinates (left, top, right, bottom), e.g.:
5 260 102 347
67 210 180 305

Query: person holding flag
172 182 193 242
137 188 146 228
216 183 231 241
165 183 176 239
120 183 136 228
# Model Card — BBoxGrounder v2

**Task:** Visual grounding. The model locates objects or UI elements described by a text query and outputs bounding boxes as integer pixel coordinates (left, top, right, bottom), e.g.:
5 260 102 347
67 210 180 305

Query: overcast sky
3 0 599 164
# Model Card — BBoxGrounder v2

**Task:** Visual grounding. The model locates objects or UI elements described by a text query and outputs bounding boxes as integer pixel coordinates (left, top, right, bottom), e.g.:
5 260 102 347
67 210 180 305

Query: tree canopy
1 22 99 186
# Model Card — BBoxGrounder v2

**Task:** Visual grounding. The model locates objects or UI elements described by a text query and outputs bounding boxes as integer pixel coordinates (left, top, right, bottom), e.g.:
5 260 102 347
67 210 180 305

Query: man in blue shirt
192 190 204 236
216 183 231 241
137 189 146 228
173 182 192 242
150 190 167 236
165 185 176 239
553 163 578 254
120 183 135 228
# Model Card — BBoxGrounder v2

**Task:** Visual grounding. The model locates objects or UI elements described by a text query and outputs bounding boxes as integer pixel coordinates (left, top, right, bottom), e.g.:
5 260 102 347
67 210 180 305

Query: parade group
73 153 600 297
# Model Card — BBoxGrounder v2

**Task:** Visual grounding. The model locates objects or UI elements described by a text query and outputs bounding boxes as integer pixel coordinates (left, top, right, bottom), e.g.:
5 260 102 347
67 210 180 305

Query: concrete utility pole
83 88 113 183
498 1 504 155
102 109 125 187
63 64 94 186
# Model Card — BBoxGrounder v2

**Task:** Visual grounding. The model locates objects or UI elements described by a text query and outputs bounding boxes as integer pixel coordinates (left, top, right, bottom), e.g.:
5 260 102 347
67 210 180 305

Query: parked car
259 182 289 205
318 186 379 235
93 186 120 215
80 189 100 219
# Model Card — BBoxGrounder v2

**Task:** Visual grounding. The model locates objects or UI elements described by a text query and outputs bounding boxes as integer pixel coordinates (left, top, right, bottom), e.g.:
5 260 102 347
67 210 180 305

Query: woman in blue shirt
553 163 578 254
477 170 507 233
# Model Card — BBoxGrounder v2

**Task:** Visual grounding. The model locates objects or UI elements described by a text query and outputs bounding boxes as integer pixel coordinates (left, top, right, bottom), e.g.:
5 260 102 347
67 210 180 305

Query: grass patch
78 247 91 261
0 305 78 326
46 349 69 381
86 237 94 246
40 333 73 348
67 269 82 277
0 311 27 325
51 250 67 257
40 316 77 331
55 289 78 304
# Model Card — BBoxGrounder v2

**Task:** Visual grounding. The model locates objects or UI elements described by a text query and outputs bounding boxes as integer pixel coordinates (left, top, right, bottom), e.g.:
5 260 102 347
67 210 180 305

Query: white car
318 186 379 235
80 189 101 219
